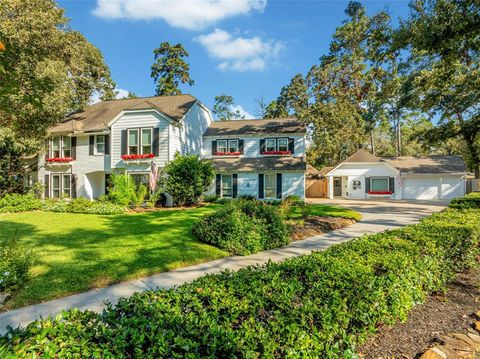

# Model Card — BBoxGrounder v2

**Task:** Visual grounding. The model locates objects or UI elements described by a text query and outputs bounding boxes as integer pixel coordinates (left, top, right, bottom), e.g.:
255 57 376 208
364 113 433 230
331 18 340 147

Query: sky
59 0 412 119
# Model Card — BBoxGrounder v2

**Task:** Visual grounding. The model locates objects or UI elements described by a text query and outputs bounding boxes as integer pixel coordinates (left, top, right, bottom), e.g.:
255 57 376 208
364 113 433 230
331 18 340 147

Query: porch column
327 176 334 199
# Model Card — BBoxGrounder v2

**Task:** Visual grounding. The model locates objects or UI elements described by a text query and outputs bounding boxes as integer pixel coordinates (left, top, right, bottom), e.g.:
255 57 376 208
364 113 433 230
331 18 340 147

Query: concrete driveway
0 199 448 334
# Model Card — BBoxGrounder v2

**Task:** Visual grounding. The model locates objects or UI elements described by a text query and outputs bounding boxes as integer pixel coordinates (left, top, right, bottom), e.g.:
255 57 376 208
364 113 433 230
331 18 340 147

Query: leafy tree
0 0 116 137
160 154 214 206
398 0 480 177
151 42 194 96
212 94 244 121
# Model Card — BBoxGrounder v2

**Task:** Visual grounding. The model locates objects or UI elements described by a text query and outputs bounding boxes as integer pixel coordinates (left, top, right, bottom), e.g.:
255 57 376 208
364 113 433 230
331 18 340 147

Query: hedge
450 192 480 209
2 203 479 357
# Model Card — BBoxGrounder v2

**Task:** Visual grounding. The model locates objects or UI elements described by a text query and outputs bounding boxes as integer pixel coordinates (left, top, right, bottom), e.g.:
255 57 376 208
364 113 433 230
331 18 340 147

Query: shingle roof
203 118 306 137
48 94 198 134
344 149 381 163
383 155 466 174
211 156 307 172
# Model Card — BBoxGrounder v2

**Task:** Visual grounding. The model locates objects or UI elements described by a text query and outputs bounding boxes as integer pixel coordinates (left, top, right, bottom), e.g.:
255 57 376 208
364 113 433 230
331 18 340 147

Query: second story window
228 139 238 153
217 140 228 153
128 129 139 155
141 129 152 154
95 135 105 154
278 138 288 152
50 136 71 158
265 139 277 152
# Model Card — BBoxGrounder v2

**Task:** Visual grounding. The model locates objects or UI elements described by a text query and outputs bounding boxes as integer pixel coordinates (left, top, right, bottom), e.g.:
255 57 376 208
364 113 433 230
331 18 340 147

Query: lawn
0 205 227 309
289 203 362 221
0 202 360 309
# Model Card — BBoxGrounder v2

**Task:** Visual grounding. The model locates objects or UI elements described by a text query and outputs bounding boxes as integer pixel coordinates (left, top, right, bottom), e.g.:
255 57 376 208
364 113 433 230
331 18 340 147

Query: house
39 95 212 199
202 118 307 199
38 96 308 201
326 149 467 200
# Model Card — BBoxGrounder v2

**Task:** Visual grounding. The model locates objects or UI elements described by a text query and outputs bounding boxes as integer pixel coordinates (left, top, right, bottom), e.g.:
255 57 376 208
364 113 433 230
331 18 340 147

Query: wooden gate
305 178 328 198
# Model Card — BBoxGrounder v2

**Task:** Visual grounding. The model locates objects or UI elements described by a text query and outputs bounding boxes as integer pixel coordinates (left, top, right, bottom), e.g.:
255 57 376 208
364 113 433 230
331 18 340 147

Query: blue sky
59 0 411 118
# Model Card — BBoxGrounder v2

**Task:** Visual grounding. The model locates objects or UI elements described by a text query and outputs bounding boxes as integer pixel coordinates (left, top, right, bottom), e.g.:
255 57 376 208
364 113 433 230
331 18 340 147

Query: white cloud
196 28 283 72
90 88 131 104
93 0 267 30
231 104 255 119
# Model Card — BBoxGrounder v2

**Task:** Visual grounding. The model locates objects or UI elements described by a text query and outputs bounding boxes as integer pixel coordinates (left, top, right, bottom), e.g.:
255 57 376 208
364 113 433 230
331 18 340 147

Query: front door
333 177 342 197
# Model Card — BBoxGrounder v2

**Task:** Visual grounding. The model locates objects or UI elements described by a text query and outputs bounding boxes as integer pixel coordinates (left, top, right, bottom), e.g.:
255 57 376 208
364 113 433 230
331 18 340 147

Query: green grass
0 205 227 309
290 203 362 221
0 202 360 309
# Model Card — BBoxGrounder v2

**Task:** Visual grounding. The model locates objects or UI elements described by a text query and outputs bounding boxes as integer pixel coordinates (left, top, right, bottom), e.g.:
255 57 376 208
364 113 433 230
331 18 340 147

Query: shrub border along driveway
0 199 446 335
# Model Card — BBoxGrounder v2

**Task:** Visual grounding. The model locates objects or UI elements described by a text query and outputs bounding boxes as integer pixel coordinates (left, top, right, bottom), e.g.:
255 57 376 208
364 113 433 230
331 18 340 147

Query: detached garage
327 149 466 201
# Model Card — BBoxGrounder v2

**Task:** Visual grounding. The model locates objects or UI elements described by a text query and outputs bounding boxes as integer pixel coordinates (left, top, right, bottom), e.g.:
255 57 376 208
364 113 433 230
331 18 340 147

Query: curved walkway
0 199 448 334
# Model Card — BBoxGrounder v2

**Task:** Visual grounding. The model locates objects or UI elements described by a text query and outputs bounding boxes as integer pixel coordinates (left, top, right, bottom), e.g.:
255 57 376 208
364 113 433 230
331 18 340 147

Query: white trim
326 161 400 177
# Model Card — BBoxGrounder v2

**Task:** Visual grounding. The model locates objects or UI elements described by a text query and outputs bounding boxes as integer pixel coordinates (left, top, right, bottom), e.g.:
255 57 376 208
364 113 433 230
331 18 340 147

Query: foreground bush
192 198 290 255
450 192 480 209
0 194 41 213
2 204 480 357
43 198 125 215
0 237 32 292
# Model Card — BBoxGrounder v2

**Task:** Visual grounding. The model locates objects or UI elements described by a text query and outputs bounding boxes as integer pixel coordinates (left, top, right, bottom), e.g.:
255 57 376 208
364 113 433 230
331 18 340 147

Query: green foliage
0 236 32 291
450 192 480 210
3 202 479 357
160 154 214 206
202 194 218 203
212 94 244 121
150 42 194 96
192 198 290 255
107 174 146 208
0 193 41 213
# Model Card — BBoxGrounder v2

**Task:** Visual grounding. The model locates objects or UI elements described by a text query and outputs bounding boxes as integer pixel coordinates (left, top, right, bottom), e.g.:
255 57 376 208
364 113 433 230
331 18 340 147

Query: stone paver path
0 199 448 334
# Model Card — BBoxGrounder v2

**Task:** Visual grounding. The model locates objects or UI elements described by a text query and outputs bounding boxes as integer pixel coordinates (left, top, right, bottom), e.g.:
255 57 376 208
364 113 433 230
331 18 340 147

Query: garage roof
383 155 466 174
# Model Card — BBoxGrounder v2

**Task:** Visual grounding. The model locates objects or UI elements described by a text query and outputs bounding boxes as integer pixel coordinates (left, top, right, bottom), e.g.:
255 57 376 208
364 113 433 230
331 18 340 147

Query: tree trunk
396 119 401 156
370 129 375 156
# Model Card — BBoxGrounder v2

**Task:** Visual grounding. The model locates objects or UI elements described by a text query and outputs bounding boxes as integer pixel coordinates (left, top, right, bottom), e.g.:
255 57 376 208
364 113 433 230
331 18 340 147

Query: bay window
264 173 276 198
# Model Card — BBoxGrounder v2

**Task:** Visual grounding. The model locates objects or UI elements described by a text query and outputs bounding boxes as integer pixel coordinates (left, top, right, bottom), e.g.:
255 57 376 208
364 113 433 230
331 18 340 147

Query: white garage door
440 176 464 199
402 177 440 200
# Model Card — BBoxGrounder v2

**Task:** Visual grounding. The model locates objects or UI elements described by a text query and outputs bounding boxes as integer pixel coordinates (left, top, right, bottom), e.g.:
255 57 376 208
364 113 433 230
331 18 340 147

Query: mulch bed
358 268 480 359
290 216 356 241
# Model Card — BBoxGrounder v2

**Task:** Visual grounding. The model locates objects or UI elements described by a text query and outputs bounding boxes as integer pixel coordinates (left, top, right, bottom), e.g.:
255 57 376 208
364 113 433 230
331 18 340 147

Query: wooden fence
305 178 328 198
467 179 479 194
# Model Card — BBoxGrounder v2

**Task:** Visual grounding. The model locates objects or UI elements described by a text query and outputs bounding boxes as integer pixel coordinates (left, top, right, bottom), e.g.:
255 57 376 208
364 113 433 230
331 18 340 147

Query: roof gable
344 149 381 163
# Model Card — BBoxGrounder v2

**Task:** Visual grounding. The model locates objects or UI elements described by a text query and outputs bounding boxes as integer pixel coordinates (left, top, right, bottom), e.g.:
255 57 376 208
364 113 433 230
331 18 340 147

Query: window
95 135 105 154
265 139 277 152
51 137 61 158
278 138 288 152
62 174 71 197
62 136 71 158
370 178 389 192
228 139 238 153
221 175 232 198
217 140 227 153
141 128 152 154
129 172 149 189
51 175 60 198
264 173 276 198
128 129 139 155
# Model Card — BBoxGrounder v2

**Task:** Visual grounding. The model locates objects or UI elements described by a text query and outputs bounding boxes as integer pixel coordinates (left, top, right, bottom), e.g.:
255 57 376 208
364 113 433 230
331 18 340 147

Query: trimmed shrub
2 204 480 357
202 194 218 203
0 237 32 292
0 194 41 213
192 198 290 255
450 192 480 209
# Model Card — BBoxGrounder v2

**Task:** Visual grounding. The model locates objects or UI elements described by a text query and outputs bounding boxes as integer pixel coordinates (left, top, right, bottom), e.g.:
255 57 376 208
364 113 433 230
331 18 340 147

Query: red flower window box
121 153 155 160
214 151 241 156
368 191 393 195
46 157 73 163
261 150 291 155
